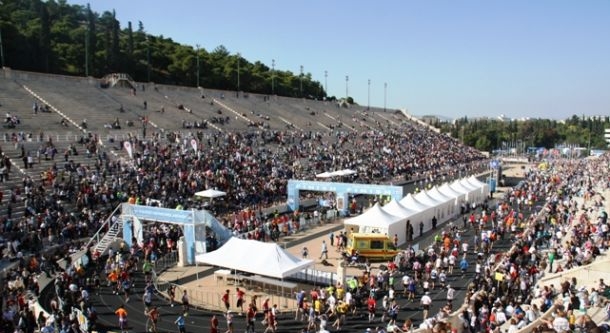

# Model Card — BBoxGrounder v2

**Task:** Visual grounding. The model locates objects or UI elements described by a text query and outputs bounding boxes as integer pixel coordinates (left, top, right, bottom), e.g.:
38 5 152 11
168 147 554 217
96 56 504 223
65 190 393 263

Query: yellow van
345 233 399 261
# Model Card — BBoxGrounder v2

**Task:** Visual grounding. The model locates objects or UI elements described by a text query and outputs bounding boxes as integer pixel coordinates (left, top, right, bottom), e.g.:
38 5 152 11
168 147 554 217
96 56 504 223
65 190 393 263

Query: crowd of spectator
2 90 609 333
448 156 610 333
0 111 484 333
275 154 608 333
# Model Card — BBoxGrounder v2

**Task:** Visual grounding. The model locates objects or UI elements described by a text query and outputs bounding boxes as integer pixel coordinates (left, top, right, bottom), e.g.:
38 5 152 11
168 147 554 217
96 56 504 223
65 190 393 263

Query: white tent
316 169 357 178
316 171 333 179
335 169 357 177
344 203 406 245
382 199 427 243
459 178 484 204
438 183 466 208
399 194 434 233
195 189 227 198
414 190 446 224
450 179 477 205
467 176 490 198
427 186 458 219
382 199 418 219
195 237 313 278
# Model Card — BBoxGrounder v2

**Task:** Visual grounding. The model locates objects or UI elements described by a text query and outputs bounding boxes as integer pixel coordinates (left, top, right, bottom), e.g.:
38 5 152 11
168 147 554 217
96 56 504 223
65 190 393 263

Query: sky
71 0 610 120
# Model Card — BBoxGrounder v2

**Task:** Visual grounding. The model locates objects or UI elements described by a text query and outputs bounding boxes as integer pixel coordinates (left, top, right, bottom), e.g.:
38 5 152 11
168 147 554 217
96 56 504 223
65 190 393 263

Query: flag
124 141 133 159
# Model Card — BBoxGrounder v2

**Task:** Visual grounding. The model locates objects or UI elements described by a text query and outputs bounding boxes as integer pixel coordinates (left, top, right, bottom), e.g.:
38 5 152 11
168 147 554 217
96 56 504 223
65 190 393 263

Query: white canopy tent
438 183 466 208
194 189 227 198
459 178 484 204
195 237 313 279
399 194 434 233
427 186 458 219
335 169 357 177
382 199 427 244
382 199 418 219
467 176 490 198
315 171 333 179
450 180 477 205
344 203 406 245
316 169 357 178
414 190 447 224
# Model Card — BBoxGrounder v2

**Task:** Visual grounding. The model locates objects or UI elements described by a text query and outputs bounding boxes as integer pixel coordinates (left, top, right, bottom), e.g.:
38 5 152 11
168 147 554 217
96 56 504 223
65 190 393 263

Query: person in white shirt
507 318 519 333
446 285 455 304
420 292 432 320
448 254 456 274
495 308 508 325
402 274 410 297
551 311 570 333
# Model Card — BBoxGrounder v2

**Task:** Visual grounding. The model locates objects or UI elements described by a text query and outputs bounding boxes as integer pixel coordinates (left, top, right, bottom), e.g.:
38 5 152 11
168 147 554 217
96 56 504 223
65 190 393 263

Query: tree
110 10 120 71
39 2 51 72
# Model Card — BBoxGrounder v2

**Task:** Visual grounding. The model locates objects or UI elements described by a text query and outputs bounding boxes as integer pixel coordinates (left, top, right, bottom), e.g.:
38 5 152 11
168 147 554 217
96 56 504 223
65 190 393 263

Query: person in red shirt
146 306 160 333
367 296 376 323
246 304 256 333
236 287 246 314
222 289 230 311
210 314 219 333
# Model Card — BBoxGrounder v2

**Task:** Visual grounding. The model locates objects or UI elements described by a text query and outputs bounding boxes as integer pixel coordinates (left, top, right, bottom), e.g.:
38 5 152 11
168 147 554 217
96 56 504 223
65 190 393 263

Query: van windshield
370 240 384 249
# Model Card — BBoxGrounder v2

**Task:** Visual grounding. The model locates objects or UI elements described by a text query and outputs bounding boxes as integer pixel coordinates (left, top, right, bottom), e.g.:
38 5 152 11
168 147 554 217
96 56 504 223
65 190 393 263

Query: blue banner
287 180 403 213
123 204 193 224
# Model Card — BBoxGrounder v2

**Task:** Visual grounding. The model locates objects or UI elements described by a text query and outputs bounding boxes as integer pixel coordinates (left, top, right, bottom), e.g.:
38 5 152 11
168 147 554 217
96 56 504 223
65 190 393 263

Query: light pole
271 59 275 95
324 70 328 96
195 44 200 87
345 75 349 100
0 27 4 68
384 82 387 112
236 52 240 94
300 65 303 97
367 79 371 110
84 26 89 77
146 36 151 82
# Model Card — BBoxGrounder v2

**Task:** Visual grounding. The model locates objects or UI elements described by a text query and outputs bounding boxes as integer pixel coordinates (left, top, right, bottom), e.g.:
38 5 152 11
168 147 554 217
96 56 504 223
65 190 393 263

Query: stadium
1 2 610 333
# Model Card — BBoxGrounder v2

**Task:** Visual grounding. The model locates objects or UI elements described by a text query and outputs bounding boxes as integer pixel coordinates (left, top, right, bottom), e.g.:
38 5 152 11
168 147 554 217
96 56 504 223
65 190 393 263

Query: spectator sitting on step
60 118 69 127
112 118 121 129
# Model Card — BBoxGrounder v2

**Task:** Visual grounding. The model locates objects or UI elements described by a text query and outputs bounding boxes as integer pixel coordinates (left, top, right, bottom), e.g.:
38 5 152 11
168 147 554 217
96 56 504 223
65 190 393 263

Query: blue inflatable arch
287 180 403 215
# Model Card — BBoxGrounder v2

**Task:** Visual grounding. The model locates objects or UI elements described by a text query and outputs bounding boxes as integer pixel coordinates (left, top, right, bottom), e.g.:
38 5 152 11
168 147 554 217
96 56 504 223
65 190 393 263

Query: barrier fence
153 272 299 313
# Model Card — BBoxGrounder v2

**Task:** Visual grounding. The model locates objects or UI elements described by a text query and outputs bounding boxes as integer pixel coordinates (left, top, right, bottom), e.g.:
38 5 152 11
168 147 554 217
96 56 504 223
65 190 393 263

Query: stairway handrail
84 203 123 250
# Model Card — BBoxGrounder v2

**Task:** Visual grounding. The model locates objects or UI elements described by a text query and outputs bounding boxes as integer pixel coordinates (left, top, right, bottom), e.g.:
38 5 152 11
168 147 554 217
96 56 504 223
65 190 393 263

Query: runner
115 305 128 333
145 306 160 333
175 311 187 333
210 314 219 333
182 290 190 314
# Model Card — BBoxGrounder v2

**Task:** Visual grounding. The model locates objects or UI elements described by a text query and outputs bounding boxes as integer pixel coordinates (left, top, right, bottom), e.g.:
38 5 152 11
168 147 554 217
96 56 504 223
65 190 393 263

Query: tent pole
194 213 200 280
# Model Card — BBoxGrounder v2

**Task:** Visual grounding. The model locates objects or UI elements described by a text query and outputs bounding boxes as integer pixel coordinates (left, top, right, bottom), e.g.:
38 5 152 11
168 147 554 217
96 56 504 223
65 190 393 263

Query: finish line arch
120 203 232 265
287 180 403 215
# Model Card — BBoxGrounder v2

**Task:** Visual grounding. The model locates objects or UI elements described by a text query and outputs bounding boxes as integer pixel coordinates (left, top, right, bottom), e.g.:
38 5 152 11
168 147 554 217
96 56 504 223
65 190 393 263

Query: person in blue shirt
459 257 469 277
175 311 187 333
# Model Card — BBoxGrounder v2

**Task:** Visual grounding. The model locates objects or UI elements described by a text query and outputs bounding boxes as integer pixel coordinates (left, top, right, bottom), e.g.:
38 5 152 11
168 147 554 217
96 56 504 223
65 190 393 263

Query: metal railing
84 204 122 251
233 209 340 241
153 251 179 273
154 274 299 313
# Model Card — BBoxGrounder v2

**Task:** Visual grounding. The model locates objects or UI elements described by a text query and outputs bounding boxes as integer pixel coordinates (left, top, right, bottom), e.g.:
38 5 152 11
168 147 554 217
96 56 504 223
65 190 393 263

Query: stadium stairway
0 135 113 231
13 73 143 136
0 77 69 135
